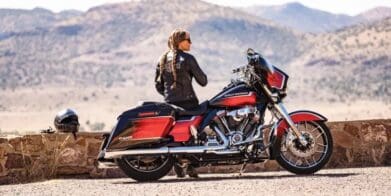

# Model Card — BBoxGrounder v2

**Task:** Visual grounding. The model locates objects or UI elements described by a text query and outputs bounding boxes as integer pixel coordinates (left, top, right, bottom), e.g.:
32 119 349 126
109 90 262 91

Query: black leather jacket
155 50 207 109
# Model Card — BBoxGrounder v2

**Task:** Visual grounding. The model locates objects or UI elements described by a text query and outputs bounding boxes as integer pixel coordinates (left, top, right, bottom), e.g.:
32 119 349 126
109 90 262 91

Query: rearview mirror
246 48 275 74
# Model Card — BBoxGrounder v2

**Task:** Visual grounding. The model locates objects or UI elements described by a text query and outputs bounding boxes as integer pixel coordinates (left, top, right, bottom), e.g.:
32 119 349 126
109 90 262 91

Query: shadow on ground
114 172 359 184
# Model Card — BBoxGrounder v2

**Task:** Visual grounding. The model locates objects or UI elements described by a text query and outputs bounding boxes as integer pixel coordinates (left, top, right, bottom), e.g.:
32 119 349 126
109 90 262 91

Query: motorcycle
97 48 333 181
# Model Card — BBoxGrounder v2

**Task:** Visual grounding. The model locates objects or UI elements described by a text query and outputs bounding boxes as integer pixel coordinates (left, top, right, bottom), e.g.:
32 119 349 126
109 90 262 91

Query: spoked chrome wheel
125 155 170 172
275 121 333 174
116 155 174 181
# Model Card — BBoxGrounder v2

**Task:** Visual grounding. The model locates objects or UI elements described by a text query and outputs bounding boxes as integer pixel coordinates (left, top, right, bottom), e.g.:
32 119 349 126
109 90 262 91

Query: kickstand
239 162 247 176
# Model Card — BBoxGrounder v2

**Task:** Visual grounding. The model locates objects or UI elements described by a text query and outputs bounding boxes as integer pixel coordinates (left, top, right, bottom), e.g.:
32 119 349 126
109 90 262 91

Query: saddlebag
106 102 176 150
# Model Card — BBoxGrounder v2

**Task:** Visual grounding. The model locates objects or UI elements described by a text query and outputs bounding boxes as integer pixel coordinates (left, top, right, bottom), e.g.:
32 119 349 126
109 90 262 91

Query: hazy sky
0 0 390 16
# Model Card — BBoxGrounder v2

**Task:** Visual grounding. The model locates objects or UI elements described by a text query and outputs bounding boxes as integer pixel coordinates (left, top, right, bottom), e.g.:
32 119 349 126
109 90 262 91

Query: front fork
273 102 308 146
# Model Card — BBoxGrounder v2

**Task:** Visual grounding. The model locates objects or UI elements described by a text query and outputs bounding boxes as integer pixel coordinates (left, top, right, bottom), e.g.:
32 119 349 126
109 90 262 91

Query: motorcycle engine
224 106 260 145
205 106 262 147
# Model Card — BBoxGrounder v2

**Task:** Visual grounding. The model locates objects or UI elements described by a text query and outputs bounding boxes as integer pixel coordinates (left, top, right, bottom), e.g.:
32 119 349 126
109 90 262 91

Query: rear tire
275 121 333 174
117 155 174 181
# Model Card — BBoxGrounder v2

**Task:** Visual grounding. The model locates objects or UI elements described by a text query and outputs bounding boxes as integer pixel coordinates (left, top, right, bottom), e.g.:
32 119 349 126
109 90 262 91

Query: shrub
89 122 105 131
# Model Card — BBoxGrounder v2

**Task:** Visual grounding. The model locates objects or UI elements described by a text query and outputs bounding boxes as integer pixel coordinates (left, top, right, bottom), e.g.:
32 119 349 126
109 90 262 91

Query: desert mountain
241 2 355 33
0 0 307 89
357 7 391 22
287 17 391 103
0 7 81 33
241 2 391 33
0 0 390 131
0 0 389 101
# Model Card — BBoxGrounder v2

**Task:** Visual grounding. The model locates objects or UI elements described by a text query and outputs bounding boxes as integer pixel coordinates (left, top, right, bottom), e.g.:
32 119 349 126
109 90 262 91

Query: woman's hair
159 28 188 89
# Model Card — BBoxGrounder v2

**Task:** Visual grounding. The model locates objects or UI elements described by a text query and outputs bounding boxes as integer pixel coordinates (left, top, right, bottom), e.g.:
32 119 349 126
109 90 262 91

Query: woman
154 29 208 178
155 28 207 110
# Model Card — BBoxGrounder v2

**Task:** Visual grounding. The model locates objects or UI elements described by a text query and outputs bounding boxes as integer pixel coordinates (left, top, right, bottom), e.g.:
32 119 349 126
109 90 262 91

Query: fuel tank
106 102 176 150
209 83 257 108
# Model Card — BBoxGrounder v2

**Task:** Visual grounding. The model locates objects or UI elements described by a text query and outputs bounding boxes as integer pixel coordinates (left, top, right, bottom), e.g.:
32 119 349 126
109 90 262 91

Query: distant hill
0 0 389 102
0 7 81 33
357 7 391 22
0 0 390 131
286 17 391 103
241 2 391 33
241 2 355 33
0 0 306 89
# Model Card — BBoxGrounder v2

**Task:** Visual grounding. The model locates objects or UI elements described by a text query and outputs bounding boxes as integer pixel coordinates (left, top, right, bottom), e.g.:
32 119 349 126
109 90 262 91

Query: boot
174 163 186 178
187 165 199 178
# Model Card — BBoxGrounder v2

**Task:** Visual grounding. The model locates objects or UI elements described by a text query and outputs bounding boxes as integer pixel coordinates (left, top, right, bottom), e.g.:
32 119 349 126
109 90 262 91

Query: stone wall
0 119 390 184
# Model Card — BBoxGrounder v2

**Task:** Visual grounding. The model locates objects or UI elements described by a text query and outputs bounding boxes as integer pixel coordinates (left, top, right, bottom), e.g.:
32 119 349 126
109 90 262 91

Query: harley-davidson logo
224 92 250 97
118 136 133 141
138 111 158 117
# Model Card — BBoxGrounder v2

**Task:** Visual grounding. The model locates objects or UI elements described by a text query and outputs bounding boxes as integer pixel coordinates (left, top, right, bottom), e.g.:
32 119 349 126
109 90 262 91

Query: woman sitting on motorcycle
154 28 208 178
154 28 207 110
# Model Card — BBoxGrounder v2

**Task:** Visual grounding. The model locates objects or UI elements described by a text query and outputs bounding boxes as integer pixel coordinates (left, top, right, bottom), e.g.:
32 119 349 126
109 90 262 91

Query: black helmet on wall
54 108 80 133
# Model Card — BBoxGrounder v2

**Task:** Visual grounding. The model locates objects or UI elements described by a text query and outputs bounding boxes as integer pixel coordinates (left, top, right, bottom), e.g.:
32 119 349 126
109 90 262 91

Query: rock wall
0 119 390 184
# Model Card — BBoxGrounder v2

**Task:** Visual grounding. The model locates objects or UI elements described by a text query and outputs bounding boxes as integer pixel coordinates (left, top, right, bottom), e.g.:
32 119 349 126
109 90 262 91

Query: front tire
275 121 333 174
117 155 174 181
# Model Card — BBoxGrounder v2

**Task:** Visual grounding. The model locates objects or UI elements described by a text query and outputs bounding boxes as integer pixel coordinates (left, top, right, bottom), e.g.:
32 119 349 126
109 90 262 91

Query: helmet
54 108 80 133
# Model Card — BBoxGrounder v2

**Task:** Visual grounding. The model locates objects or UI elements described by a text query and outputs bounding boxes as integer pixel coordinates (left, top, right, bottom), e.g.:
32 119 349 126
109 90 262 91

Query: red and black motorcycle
97 48 333 181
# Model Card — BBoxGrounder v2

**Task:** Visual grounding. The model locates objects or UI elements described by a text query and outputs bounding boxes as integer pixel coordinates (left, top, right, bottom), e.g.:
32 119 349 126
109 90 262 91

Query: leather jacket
155 50 207 109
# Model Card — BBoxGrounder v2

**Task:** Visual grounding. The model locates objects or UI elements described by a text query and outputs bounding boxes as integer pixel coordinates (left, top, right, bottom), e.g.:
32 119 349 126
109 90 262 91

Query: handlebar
232 67 241 73
232 65 248 73
233 64 265 82
231 63 274 99
232 68 239 73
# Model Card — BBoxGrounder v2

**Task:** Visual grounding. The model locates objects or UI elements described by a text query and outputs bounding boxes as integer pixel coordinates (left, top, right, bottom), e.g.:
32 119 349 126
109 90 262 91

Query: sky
0 0 390 16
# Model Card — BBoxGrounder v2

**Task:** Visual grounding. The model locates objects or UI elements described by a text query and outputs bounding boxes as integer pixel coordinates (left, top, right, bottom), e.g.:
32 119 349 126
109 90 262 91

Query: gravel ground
1 167 390 196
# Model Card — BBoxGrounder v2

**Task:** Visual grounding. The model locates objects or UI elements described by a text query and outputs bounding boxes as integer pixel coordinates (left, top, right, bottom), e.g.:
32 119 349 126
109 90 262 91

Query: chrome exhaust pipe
104 147 169 159
103 145 239 159
98 160 118 168
103 126 235 159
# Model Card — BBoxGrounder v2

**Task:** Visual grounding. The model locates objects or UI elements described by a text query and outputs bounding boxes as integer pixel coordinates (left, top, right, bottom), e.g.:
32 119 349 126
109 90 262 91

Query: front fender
274 110 327 138
268 110 327 159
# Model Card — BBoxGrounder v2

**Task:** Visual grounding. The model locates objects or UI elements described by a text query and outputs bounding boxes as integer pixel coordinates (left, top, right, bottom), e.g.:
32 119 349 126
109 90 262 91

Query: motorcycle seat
138 100 208 116
138 101 161 106
177 101 209 116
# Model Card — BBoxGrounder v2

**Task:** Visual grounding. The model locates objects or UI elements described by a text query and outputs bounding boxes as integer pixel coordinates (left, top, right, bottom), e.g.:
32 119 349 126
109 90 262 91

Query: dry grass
0 85 389 134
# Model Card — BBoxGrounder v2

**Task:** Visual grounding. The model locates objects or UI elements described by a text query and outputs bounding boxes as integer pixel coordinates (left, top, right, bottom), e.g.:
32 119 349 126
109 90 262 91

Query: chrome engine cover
226 106 256 121
229 132 244 145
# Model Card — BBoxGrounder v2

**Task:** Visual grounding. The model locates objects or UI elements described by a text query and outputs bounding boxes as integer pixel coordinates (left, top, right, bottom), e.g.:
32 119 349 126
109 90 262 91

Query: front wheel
275 121 333 174
116 155 174 181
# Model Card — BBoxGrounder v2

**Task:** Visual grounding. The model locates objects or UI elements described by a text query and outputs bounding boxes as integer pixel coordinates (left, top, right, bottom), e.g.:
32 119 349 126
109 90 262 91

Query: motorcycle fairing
266 67 289 91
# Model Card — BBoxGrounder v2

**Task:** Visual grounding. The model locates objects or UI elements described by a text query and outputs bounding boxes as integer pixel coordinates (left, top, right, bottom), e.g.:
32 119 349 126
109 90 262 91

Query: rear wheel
275 121 333 174
117 155 174 181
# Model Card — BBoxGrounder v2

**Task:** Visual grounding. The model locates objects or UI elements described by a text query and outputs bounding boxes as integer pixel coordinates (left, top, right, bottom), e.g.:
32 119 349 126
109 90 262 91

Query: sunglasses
185 38 192 44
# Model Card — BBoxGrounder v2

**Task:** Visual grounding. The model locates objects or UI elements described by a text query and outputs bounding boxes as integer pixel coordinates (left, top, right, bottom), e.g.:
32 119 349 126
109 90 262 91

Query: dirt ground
0 167 390 196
